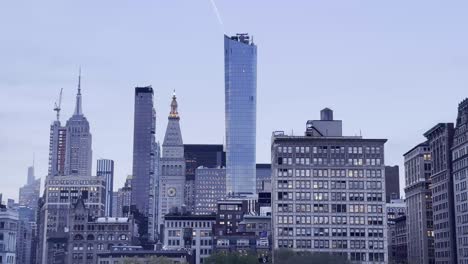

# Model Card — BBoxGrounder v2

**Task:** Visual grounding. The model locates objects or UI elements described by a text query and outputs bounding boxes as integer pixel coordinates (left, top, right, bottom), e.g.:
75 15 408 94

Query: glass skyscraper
224 33 257 195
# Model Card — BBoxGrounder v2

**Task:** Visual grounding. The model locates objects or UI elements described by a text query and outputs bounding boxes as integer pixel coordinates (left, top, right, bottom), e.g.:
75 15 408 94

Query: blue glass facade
224 34 257 195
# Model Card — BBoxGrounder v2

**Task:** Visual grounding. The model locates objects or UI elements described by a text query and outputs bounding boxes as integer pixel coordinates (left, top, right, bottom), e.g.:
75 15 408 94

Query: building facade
38 176 106 264
48 120 67 177
18 166 41 213
194 167 226 215
271 109 388 263
394 216 408 264
453 99 468 262
386 199 406 264
0 205 18 264
163 214 215 264
67 199 135 264
224 33 257 196
97 159 115 217
424 123 457 263
131 86 156 217
158 94 186 234
64 74 93 177
404 141 434 264
385 165 400 202
116 176 132 217
184 144 225 214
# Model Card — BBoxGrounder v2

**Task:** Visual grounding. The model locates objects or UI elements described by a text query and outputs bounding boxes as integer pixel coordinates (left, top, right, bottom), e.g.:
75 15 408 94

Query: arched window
86 234 95 241
107 234 114 241
73 234 84 241
97 234 104 241
87 244 93 250
119 234 128 241
97 244 104 251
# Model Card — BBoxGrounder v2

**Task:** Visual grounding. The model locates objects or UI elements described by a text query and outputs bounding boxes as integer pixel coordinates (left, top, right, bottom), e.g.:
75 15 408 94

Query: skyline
2 1 468 200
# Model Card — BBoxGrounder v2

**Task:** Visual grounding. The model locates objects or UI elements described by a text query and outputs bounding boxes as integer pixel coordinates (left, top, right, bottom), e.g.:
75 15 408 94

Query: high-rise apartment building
224 33 257 196
271 108 388 262
158 93 185 233
131 86 156 217
424 123 456 263
184 144 225 213
452 99 468 263
64 73 93 176
404 142 434 264
97 159 115 216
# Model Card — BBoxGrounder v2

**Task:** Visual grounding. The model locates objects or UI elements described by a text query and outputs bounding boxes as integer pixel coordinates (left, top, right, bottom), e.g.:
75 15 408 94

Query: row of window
277 215 384 225
277 146 382 155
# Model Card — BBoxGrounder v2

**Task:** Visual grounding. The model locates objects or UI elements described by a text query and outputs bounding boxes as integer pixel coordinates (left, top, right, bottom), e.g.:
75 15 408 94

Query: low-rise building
0 205 18 264
163 213 215 264
97 246 195 264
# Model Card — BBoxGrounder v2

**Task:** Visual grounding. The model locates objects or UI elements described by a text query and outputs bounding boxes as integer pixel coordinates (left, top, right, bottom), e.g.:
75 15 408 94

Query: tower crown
74 68 83 116
169 90 179 119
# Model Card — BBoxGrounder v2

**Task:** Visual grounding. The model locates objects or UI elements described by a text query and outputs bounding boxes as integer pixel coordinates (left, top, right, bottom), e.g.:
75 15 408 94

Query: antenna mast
53 88 63 121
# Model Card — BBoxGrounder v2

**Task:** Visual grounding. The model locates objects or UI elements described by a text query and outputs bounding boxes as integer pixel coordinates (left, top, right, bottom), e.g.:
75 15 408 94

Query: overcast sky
1 1 468 201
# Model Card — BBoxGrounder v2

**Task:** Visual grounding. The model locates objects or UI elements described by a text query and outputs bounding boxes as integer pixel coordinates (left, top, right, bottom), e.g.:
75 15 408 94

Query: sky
1 1 468 201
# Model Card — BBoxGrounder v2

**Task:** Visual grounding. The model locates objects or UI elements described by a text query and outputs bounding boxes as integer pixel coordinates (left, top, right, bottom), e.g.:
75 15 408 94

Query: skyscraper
18 165 40 212
384 165 400 202
131 86 156 216
404 142 434 264
452 98 468 263
424 123 456 263
97 159 114 216
64 72 93 176
224 33 257 196
158 93 185 232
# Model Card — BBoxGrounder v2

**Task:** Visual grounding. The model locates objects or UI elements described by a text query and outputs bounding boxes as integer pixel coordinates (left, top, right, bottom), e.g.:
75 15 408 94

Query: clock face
167 187 177 197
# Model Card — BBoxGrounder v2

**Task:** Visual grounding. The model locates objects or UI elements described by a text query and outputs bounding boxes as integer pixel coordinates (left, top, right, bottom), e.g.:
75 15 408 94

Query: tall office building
256 164 271 193
453 99 468 263
116 175 132 217
158 93 185 233
271 109 388 262
184 144 225 212
148 142 161 242
424 123 456 263
131 86 156 216
48 92 67 177
64 72 93 176
385 165 400 202
224 33 257 196
19 165 41 211
404 142 434 264
194 167 226 215
97 159 115 216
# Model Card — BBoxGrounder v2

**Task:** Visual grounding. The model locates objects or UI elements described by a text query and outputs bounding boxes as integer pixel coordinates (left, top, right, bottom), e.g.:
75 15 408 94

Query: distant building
385 165 400 202
394 216 408 264
48 119 67 177
424 123 456 263
163 213 215 264
97 159 115 216
194 167 226 215
158 93 186 234
131 86 156 217
16 206 35 264
184 144 225 213
38 175 106 264
64 73 93 176
271 108 388 262
67 199 136 264
452 98 468 263
111 192 118 217
214 199 249 237
18 165 41 214
116 176 132 217
0 204 18 264
225 33 257 196
256 164 271 194
404 141 434 264
387 199 406 264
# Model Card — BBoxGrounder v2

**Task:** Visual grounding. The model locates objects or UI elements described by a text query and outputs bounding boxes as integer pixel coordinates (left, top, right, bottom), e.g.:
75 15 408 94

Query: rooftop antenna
53 88 63 121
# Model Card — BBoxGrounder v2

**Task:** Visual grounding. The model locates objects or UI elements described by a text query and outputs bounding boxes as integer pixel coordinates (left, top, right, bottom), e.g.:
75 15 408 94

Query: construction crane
53 88 63 122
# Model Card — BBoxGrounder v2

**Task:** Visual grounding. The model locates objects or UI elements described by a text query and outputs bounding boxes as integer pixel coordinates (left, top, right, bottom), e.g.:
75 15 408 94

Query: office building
256 164 271 194
18 165 41 212
131 86 156 217
385 165 400 202
0 204 18 264
386 199 406 264
116 176 132 217
158 93 186 234
404 142 434 264
148 142 161 242
67 198 136 264
453 98 468 263
97 159 115 216
394 216 408 264
424 123 456 263
38 175 106 264
184 144 225 213
271 108 388 262
224 33 257 196
64 72 93 176
163 213 215 264
194 167 226 215
16 206 35 264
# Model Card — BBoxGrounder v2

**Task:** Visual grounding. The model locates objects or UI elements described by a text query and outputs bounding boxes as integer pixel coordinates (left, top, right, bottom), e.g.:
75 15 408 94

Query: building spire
169 90 179 118
74 67 83 115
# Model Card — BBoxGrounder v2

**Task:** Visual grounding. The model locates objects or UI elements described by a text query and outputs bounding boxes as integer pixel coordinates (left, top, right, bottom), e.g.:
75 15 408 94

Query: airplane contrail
209 0 225 33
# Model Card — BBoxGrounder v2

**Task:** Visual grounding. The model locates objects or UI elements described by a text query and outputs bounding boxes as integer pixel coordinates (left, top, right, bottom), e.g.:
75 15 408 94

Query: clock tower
158 91 186 234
